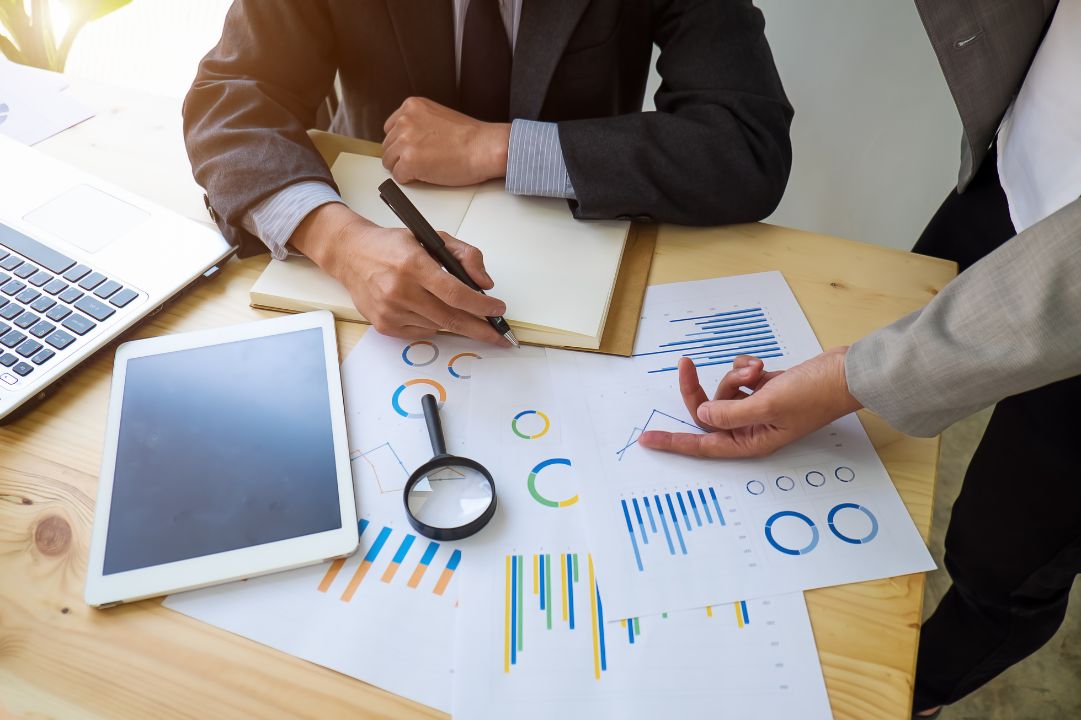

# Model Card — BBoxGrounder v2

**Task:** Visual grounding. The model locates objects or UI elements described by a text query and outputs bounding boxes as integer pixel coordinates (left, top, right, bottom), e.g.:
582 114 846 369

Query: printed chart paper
453 358 832 720
166 331 538 711
550 273 936 619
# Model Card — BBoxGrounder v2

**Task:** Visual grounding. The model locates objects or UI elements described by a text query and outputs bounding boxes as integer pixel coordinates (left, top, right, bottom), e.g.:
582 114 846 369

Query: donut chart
764 510 820 556
391 378 447 418
827 503 879 544
512 410 550 440
448 352 481 379
401 340 439 367
746 479 766 496
805 471 826 487
835 466 855 482
775 475 795 491
527 458 577 508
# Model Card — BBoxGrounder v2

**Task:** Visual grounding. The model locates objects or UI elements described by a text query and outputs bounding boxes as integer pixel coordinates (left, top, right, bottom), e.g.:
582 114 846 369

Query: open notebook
250 153 631 349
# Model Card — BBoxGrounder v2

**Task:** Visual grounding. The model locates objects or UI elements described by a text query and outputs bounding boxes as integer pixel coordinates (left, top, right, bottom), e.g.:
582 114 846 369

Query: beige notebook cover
251 153 630 349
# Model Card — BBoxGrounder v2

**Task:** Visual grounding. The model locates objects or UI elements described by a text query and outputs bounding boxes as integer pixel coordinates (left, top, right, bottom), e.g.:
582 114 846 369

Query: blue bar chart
632 306 785 374
620 487 727 571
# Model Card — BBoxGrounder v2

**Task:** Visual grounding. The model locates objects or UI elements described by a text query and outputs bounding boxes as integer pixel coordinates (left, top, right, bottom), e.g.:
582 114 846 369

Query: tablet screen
103 327 343 575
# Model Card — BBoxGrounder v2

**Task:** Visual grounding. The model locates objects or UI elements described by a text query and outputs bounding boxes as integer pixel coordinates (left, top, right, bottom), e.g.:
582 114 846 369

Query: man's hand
382 97 510 186
290 203 511 346
638 349 862 458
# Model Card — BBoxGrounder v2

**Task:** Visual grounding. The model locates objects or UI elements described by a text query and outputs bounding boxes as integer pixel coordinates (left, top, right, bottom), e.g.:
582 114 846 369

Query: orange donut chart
391 378 447 418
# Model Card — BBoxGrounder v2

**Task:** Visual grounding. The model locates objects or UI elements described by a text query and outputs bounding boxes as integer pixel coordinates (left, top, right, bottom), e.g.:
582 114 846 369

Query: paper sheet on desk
0 58 93 144
451 358 832 720
547 272 936 620
165 330 542 712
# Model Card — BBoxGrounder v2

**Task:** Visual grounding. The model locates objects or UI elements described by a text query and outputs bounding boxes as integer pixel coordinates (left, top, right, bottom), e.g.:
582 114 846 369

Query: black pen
378 179 519 347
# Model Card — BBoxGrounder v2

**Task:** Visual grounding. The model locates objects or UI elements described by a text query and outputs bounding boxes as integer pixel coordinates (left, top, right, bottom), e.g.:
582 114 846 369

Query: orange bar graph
432 549 462 596
341 560 375 602
318 558 345 592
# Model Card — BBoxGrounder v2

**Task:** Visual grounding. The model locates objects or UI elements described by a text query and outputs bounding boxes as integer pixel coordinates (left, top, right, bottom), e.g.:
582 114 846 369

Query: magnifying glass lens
406 463 495 529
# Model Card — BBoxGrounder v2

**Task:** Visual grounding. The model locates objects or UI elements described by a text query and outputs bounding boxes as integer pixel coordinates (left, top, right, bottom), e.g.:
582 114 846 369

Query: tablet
85 311 358 607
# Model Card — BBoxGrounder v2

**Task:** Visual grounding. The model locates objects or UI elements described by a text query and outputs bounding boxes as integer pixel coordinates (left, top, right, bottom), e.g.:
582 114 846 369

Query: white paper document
548 273 936 619
453 358 833 720
166 330 539 711
0 58 93 144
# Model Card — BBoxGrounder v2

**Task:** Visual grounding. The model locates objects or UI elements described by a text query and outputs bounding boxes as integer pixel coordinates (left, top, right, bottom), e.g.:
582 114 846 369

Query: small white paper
0 58 93 145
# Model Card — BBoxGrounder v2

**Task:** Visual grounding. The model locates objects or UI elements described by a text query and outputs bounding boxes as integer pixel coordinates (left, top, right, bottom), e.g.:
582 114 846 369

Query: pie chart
0 102 9 126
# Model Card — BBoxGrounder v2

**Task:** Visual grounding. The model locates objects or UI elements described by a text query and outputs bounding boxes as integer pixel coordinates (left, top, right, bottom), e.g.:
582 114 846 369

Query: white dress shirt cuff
242 181 344 260
505 119 577 199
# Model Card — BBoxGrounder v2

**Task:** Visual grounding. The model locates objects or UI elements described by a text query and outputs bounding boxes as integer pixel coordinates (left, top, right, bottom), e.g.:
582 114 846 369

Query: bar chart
619 486 728 571
632 306 786 375
318 519 463 601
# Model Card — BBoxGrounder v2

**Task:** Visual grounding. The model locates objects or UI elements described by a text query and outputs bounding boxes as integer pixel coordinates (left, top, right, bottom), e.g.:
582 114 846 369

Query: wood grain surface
0 81 955 720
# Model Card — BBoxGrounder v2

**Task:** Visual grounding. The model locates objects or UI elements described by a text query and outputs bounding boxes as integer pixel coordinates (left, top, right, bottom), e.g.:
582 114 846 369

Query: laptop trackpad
24 184 149 254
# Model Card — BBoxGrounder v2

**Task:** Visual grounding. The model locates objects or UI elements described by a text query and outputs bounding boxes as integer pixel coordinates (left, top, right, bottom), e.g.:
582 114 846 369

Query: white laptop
0 136 233 422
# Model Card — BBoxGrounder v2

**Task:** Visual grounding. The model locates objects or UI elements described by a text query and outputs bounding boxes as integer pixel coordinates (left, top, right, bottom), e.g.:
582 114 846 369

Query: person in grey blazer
183 0 792 346
641 0 1079 716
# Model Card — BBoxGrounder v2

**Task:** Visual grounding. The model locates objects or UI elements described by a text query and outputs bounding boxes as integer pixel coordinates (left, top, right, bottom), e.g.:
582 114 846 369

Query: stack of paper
167 271 936 718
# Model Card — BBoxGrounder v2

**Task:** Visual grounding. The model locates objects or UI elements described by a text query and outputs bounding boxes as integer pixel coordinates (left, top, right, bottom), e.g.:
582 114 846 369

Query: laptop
0 136 234 422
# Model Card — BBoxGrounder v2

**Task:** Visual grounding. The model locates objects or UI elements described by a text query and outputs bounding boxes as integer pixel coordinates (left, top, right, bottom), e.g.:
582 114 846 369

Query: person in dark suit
183 0 793 344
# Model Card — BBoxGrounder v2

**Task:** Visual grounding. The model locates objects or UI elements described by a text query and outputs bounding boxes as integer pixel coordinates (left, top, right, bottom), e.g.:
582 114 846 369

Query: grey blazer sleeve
845 197 1081 437
182 0 338 256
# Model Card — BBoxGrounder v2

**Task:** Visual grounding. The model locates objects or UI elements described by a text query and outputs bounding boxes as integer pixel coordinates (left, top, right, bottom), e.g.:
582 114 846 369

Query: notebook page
456 187 629 339
330 153 476 234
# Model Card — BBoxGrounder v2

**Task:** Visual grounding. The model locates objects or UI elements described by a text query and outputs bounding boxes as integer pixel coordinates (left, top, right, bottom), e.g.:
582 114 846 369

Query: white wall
646 1 962 250
65 0 231 100
71 0 962 251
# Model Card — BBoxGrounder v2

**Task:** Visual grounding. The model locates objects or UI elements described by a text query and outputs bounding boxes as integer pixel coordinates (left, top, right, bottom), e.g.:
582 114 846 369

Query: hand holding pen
288 194 514 346
379 179 519 347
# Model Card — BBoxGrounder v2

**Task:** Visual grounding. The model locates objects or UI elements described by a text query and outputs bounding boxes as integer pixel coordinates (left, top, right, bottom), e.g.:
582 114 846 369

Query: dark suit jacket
914 0 1057 189
184 0 793 256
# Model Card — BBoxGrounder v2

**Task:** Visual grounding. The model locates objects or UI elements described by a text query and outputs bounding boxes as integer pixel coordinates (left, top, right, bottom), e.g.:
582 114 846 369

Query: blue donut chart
827 502 879 544
764 510 820 556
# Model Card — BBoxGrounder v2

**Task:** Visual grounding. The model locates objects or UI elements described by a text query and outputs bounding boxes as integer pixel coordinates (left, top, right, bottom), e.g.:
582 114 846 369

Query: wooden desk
0 82 956 720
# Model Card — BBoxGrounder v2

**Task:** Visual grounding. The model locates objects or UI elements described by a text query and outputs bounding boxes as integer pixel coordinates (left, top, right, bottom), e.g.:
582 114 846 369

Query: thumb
697 396 772 430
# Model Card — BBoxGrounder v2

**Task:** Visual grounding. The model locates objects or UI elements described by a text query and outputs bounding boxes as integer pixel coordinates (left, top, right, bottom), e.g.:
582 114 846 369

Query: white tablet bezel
85 311 358 608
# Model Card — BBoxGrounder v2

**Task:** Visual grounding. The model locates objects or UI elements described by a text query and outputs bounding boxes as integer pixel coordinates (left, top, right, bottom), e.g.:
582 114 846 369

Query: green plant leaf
59 0 133 22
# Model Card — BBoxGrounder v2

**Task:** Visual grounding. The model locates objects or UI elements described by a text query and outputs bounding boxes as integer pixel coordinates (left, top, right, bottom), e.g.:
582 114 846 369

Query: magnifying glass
403 393 497 540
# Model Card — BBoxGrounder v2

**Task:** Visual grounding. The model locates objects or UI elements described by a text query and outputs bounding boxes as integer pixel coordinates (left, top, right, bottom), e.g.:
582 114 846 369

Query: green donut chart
511 409 550 440
527 458 577 508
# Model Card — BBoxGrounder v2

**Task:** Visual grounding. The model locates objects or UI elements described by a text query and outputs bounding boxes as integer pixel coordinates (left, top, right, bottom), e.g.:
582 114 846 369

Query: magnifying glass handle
421 393 449 457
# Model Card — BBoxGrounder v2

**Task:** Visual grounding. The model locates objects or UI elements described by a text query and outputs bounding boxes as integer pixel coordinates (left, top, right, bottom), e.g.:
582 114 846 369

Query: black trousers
912 147 1081 710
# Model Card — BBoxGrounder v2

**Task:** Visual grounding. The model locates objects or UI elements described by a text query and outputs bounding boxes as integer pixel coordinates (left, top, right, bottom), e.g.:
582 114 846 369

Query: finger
639 430 766 459
423 268 507 318
441 233 494 289
713 356 765 401
383 101 408 135
381 135 404 172
406 286 510 347
749 369 784 393
676 358 713 430
696 395 774 431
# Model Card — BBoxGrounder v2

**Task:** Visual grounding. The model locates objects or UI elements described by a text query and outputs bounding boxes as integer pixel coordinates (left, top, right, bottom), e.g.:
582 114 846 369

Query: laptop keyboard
0 222 138 387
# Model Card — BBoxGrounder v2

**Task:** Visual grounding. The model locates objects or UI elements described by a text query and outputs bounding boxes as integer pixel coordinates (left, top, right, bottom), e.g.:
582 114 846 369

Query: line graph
616 409 701 461
351 443 410 494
